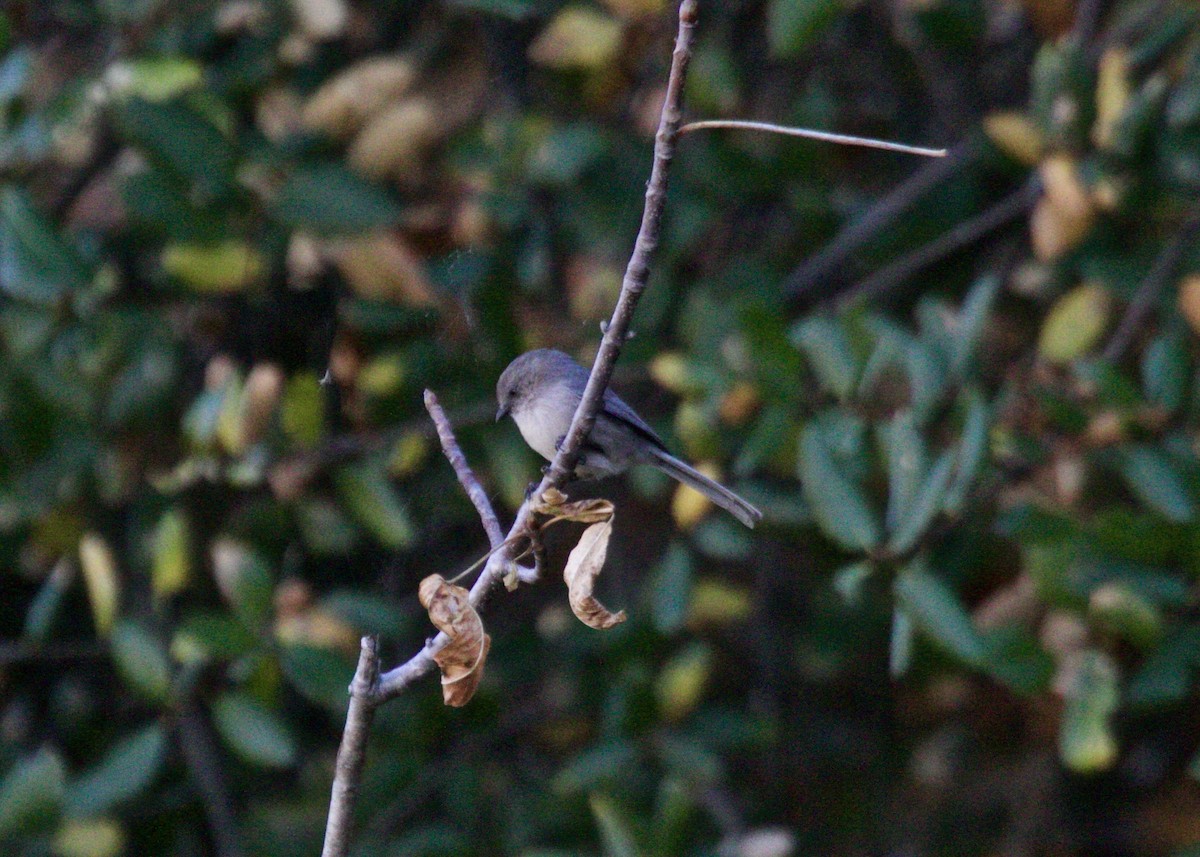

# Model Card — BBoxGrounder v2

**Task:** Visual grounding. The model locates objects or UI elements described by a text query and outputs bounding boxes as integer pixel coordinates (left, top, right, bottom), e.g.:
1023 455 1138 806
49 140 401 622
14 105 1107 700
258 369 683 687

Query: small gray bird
496 349 762 528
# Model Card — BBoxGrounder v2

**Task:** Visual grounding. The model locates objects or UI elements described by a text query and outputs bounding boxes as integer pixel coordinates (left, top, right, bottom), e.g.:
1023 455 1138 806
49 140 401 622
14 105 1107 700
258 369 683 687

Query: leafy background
2 0 1200 855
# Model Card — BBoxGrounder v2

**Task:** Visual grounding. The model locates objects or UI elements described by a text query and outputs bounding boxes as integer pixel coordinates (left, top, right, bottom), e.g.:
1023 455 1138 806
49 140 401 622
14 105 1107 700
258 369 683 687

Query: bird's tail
646 447 762 528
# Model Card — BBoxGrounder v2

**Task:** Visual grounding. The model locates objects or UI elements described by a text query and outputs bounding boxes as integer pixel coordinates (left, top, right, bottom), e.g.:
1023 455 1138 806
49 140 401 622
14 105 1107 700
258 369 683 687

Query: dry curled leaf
533 488 615 526
563 520 626 630
418 575 490 706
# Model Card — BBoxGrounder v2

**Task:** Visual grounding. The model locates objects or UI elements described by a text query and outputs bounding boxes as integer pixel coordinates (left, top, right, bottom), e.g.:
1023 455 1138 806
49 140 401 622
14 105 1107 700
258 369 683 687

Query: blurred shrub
2 1 1200 856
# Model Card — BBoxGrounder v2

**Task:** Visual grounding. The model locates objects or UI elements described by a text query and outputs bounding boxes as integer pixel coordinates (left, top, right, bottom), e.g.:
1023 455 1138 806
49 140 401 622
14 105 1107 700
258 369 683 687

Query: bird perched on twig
496 349 762 528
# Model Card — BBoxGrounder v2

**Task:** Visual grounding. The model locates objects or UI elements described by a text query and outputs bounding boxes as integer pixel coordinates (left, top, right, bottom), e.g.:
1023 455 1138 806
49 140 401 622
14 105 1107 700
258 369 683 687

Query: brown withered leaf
418 575 490 706
532 488 615 526
563 520 626 630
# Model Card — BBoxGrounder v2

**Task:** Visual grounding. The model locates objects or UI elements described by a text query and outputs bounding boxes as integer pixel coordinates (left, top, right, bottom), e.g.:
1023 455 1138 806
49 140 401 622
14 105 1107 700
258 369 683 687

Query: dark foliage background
2 0 1200 855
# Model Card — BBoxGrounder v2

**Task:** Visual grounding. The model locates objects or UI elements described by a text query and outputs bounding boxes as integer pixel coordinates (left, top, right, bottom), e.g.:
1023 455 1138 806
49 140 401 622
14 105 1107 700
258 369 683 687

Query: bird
496 349 762 528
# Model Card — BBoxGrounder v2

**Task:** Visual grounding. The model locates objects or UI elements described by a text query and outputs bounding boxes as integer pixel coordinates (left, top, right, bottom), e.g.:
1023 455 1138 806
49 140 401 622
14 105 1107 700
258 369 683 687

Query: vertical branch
321 636 381 857
545 0 698 483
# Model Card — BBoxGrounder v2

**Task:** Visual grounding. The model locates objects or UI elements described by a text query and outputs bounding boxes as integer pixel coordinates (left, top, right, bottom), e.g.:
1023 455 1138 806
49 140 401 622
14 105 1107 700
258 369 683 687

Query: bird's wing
602 388 665 448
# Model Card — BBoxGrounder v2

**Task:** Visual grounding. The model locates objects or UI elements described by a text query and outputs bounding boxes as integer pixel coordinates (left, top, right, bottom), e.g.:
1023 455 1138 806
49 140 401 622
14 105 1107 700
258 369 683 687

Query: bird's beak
496 403 509 422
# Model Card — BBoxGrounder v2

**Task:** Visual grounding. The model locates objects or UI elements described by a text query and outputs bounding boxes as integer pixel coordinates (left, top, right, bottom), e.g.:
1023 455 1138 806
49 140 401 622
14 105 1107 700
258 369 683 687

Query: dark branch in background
835 177 1041 309
423 390 504 550
784 140 980 305
319 5 699 855
1102 208 1200 363
177 703 246 857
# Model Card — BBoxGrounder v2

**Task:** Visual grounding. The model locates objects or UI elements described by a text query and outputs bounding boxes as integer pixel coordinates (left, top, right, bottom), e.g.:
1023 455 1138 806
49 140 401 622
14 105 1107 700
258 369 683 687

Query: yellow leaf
53 818 125 857
301 56 417 138
1038 283 1111 364
162 241 265 292
529 6 623 71
1093 48 1131 150
1178 275 1200 335
151 509 190 599
1030 195 1094 262
563 520 626 630
418 575 491 707
982 111 1043 165
671 462 721 530
79 533 119 637
656 643 711 722
686 579 752 627
348 97 441 180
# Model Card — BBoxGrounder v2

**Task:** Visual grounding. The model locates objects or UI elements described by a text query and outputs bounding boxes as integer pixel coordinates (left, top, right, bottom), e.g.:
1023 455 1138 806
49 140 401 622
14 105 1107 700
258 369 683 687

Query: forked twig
424 390 505 549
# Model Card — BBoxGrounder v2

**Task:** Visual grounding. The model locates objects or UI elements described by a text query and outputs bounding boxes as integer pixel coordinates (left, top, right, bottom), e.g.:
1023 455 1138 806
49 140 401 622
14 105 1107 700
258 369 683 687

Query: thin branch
1102 209 1200 363
783 140 981 304
679 120 947 158
423 389 504 549
374 0 699 702
321 636 381 857
834 177 1040 309
177 704 246 857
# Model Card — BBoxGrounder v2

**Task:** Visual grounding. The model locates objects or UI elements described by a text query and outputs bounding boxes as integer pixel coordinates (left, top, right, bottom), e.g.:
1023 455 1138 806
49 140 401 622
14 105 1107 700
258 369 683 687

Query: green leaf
767 0 842 58
118 99 234 200
110 620 172 703
321 590 408 637
894 559 985 666
280 645 355 712
889 607 914 678
881 411 927 534
832 560 873 606
981 627 1054 695
1141 330 1189 413
212 692 297 769
589 795 639 857
943 389 991 515
950 273 1001 378
552 741 638 795
0 747 65 839
649 542 693 635
1116 446 1197 523
1059 650 1119 773
273 164 403 235
64 724 166 818
1127 625 1200 709
798 423 880 552
791 316 859 400
887 449 956 555
447 0 537 19
0 186 90 305
333 462 416 549
171 614 258 664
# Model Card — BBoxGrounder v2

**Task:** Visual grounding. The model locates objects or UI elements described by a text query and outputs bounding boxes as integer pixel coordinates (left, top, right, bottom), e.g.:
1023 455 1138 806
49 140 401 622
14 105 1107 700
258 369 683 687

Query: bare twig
1102 209 1200 363
678 120 947 158
835 177 1040 309
321 636 380 857
373 0 698 702
784 140 980 304
177 704 246 857
424 389 504 549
